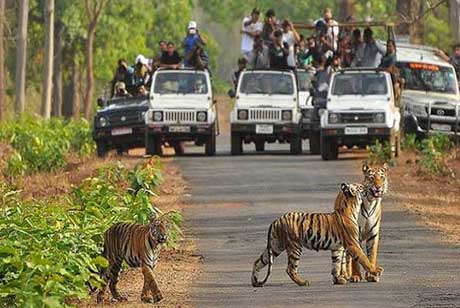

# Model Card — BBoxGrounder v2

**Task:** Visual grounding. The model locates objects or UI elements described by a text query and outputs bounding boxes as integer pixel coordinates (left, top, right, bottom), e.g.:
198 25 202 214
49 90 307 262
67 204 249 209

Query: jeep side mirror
228 89 236 99
97 97 105 107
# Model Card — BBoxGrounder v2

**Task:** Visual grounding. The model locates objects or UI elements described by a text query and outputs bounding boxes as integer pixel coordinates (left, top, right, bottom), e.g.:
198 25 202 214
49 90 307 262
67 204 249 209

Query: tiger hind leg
141 266 163 303
108 261 128 302
96 267 109 303
286 245 309 287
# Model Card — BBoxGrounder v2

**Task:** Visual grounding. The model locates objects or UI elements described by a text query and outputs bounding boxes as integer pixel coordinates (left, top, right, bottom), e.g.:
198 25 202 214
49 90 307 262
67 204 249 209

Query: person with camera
281 19 300 70
248 36 270 69
269 30 289 70
262 9 280 49
241 8 263 60
183 21 207 68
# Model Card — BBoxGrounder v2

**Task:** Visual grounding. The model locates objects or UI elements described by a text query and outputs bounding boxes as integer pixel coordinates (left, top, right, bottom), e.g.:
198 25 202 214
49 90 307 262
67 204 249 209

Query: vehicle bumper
405 114 460 139
146 123 215 140
93 125 146 148
232 123 301 135
321 127 393 146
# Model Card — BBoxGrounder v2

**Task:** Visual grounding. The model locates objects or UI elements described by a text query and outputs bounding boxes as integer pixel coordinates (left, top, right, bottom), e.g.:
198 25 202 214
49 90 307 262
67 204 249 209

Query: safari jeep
229 69 302 155
145 68 217 156
396 44 460 138
320 68 401 161
93 96 149 157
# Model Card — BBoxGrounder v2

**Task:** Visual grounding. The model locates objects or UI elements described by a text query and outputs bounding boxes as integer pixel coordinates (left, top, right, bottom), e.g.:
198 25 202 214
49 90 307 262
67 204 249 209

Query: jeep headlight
282 110 292 121
328 113 339 124
153 111 163 122
197 111 207 122
406 103 427 117
373 113 385 123
99 117 107 127
237 109 248 120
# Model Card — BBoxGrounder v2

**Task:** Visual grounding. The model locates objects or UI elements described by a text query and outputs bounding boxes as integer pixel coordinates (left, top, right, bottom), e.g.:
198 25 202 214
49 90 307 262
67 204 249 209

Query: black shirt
160 51 182 65
269 45 288 70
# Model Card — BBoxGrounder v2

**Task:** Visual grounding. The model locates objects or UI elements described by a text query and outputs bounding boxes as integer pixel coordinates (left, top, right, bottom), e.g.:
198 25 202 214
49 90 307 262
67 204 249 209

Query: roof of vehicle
335 68 390 74
293 21 394 30
395 43 453 67
242 69 296 74
155 68 210 73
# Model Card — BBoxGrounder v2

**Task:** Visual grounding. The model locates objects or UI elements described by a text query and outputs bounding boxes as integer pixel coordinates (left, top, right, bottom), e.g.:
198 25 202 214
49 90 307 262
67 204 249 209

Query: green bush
0 158 183 307
0 116 95 177
368 140 393 165
418 134 454 176
402 134 419 151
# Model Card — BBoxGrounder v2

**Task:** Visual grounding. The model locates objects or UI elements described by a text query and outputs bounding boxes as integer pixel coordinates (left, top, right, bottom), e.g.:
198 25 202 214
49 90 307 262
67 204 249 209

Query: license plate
431 123 451 132
256 124 274 134
111 127 133 136
169 126 191 133
345 127 368 135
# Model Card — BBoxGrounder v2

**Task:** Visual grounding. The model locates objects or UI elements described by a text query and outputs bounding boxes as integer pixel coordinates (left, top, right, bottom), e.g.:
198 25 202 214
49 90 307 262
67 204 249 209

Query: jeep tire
231 132 242 155
145 133 162 156
290 133 302 155
321 136 338 161
96 140 108 158
309 131 321 155
205 128 216 156
255 140 265 152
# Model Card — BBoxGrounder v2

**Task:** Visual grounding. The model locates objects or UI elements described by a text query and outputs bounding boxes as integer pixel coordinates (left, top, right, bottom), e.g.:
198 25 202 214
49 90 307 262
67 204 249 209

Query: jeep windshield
396 62 457 94
239 72 295 95
296 71 314 92
153 72 208 95
331 73 388 96
107 96 147 106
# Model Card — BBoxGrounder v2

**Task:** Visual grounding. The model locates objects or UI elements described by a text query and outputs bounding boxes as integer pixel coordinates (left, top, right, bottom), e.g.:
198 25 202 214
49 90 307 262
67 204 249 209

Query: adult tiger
342 163 388 283
96 213 168 304
251 183 383 287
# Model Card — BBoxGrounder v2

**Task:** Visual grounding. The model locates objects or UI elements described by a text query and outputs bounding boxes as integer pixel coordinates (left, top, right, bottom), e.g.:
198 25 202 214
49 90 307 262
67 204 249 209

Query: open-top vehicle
229 69 302 155
93 96 149 157
320 68 401 160
145 68 218 156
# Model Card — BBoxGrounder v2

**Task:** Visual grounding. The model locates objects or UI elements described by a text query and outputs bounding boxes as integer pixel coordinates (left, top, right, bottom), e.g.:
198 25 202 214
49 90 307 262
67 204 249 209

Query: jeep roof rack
156 67 208 72
243 68 295 73
337 67 386 73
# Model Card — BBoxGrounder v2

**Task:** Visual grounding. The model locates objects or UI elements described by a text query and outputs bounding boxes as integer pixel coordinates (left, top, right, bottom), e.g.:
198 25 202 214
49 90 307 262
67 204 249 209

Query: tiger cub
251 183 383 287
96 214 168 304
341 164 388 283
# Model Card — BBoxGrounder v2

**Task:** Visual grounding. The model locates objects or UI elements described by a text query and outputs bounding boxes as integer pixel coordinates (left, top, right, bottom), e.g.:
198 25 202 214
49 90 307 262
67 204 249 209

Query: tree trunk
338 0 355 21
83 23 96 119
450 0 460 43
52 22 64 117
396 0 424 44
0 0 5 121
72 61 81 118
15 0 29 116
41 0 54 118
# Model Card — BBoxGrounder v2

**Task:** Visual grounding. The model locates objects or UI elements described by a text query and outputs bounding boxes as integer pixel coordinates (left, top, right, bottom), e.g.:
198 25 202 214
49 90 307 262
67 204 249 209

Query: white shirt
241 17 263 53
282 31 296 67
314 18 339 50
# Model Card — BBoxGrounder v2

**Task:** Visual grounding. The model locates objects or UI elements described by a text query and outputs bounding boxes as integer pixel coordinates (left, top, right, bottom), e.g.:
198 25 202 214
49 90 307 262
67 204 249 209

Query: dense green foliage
0 116 94 176
0 158 182 307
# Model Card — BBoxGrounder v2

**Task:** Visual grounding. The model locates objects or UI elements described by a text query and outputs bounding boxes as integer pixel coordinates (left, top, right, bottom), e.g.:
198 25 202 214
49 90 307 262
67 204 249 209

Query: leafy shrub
418 134 454 176
0 116 95 176
402 134 419 151
0 158 182 307
368 140 393 165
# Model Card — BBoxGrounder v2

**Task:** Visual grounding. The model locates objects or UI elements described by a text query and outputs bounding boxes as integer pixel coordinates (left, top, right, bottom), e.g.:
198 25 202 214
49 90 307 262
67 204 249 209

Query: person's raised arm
435 49 450 62
290 21 301 43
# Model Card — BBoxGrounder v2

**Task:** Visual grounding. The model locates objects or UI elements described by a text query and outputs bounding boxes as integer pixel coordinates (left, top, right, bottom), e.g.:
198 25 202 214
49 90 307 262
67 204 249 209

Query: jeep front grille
163 111 195 123
339 113 374 124
249 109 281 121
109 111 142 126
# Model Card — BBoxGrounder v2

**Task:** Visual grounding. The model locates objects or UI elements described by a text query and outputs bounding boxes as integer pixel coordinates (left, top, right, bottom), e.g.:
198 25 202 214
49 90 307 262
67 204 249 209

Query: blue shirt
184 34 201 54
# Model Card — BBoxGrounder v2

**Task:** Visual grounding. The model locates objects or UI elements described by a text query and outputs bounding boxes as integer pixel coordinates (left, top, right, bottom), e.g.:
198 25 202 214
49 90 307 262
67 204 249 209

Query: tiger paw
349 275 362 283
152 293 163 303
366 274 380 283
141 296 153 303
113 293 128 302
333 276 347 285
368 266 384 277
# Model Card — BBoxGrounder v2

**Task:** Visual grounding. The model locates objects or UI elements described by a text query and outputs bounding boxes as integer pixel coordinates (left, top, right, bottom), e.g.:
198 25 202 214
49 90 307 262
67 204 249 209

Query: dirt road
176 136 460 307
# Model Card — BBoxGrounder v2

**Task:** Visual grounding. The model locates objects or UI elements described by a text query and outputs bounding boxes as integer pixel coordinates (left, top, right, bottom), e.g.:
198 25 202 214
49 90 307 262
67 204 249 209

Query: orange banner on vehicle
408 63 440 71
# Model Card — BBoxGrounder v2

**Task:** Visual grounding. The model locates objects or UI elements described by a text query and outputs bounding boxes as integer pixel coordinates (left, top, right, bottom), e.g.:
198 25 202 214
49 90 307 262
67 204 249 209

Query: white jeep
396 44 460 138
320 68 401 161
145 69 217 156
229 69 302 155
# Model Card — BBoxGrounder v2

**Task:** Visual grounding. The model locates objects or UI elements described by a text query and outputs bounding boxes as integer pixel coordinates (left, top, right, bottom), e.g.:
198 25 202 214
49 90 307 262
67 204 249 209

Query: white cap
135 54 148 65
188 21 197 29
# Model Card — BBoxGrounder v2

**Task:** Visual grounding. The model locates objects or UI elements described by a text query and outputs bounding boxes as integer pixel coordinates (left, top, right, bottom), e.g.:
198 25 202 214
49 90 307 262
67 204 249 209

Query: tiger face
341 182 364 202
150 219 168 244
362 163 388 199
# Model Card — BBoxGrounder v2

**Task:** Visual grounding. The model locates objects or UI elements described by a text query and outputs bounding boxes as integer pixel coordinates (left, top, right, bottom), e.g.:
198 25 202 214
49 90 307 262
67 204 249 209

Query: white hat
188 21 197 29
135 54 148 65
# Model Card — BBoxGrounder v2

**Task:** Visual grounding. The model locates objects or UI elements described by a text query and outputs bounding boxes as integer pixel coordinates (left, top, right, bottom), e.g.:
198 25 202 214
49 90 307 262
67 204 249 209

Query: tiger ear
382 163 389 172
341 183 350 196
362 163 370 174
